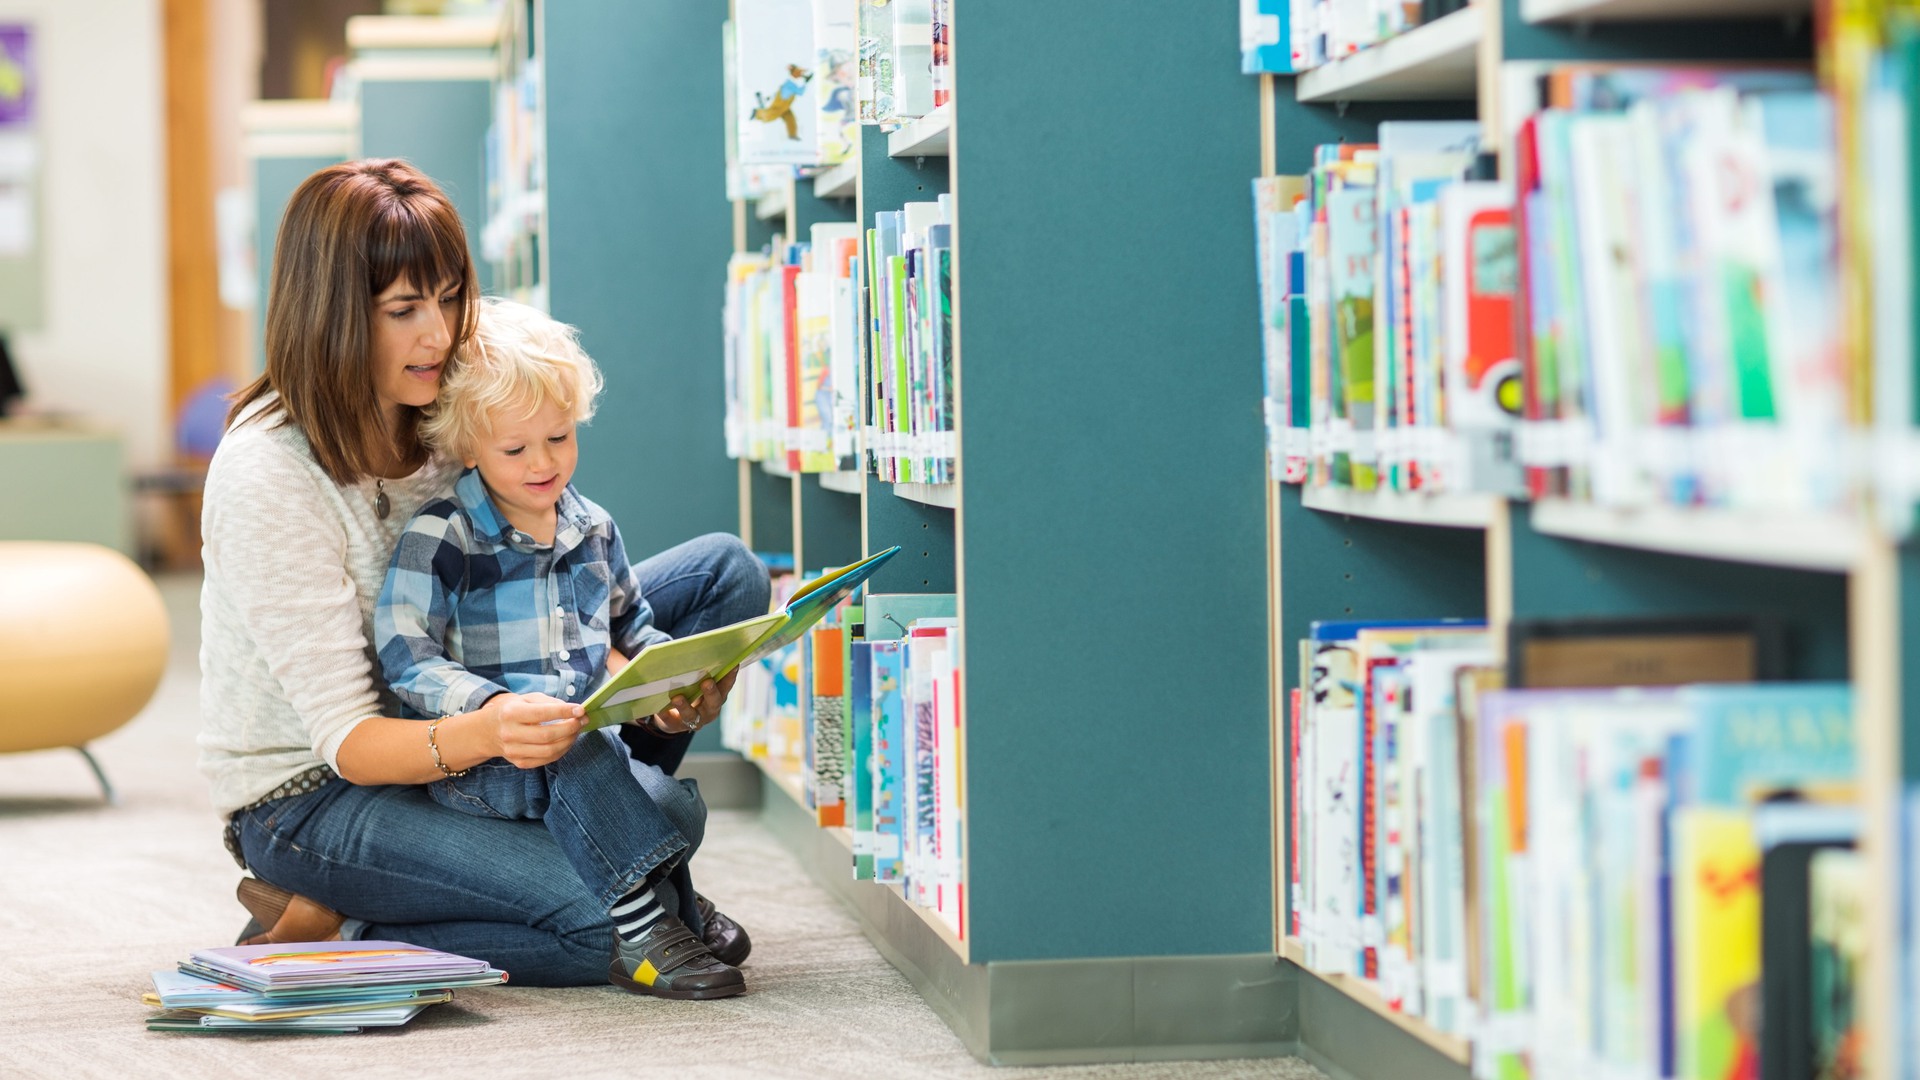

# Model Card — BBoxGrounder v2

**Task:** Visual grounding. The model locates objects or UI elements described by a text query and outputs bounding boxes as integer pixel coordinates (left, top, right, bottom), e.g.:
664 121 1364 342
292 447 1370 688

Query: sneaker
695 893 752 968
609 914 746 1000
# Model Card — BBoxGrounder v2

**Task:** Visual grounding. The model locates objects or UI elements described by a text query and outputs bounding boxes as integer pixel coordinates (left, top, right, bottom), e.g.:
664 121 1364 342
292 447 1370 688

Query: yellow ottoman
0 542 169 801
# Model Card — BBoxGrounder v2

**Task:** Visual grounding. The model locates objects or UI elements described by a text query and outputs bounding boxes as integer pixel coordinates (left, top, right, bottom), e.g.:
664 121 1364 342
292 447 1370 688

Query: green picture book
581 545 900 731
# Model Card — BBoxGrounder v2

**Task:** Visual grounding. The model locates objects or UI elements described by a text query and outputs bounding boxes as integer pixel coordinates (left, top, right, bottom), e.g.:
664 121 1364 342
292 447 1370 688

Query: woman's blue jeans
234 532 771 987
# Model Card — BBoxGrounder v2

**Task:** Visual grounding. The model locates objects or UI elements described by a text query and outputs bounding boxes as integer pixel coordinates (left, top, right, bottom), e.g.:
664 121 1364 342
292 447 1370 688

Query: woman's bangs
367 194 471 303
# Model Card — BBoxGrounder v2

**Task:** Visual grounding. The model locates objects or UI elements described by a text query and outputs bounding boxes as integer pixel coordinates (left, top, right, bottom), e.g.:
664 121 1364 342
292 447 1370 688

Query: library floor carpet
0 574 1323 1080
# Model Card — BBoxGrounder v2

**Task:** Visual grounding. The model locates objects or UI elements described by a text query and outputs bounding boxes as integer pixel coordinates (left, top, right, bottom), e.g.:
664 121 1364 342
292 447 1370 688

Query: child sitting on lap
374 297 745 1000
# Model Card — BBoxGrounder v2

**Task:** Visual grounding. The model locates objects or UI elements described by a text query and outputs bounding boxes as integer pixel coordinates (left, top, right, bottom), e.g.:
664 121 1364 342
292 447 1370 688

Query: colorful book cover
1681 683 1855 806
869 639 907 882
847 637 875 878
736 0 820 166
931 0 952 108
1809 848 1867 1080
1241 0 1296 73
812 0 858 165
1328 178 1379 490
856 0 896 124
1674 807 1762 1080
809 624 847 825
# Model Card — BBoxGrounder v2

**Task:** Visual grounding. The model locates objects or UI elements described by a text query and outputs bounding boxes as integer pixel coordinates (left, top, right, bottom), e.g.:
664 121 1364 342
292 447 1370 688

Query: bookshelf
1263 0 1903 1074
240 100 357 374
1294 6 1482 104
885 105 951 158
814 160 859 199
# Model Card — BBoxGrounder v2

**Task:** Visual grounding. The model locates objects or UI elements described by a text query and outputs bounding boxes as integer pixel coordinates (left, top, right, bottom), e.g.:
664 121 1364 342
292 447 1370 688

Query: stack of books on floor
144 941 506 1035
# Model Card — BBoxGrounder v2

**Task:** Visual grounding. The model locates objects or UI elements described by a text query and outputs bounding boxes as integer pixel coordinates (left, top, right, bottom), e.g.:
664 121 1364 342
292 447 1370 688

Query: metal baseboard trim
760 775 1306 1067
680 751 762 810
1291 961 1473 1080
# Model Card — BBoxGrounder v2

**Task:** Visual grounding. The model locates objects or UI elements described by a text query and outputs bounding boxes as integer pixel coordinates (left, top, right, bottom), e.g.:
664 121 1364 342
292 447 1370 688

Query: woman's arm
333 693 586 785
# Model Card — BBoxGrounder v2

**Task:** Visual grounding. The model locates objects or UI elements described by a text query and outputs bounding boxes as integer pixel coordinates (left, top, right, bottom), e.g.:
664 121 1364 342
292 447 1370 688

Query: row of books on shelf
144 941 504 1035
1289 614 1866 1079
1239 0 1469 76
1254 65 1920 534
725 0 951 198
718 573 964 938
482 0 544 305
722 198 956 484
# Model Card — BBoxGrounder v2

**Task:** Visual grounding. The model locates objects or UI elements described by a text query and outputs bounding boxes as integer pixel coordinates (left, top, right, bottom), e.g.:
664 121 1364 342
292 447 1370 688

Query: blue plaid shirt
375 467 671 719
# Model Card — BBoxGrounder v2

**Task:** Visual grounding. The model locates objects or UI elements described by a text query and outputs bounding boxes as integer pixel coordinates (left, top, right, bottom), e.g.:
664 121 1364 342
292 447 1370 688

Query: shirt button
559 650 570 660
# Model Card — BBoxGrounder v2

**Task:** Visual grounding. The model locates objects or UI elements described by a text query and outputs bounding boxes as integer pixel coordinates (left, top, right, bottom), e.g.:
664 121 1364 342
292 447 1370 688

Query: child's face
465 397 579 529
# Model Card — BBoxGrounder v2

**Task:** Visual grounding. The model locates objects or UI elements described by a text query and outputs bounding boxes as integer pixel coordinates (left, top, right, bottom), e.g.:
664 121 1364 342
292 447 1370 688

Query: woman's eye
440 294 462 306
390 307 414 319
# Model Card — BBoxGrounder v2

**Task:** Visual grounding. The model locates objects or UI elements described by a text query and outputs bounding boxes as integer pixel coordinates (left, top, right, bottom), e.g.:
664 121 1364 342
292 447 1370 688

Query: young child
374 298 746 999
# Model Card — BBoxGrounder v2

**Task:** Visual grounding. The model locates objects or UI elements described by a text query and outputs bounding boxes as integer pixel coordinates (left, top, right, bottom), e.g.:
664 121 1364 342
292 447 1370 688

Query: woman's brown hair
228 159 478 486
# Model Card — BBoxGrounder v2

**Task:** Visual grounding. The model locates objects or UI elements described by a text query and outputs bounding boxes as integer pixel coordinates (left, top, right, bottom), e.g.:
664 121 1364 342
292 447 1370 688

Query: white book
736 0 821 166
891 0 933 119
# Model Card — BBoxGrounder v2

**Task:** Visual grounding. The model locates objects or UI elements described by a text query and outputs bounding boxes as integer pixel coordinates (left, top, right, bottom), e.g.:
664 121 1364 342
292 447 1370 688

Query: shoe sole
608 968 746 1000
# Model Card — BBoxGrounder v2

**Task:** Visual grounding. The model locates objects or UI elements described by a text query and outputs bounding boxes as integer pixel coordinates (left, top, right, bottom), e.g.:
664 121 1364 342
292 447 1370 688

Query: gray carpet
0 574 1322 1079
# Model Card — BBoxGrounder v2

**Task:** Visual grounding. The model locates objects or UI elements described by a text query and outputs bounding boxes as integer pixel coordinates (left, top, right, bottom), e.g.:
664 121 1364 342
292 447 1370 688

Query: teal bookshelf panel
793 183 855 234
799 476 862 572
1509 508 1850 680
862 125 949 210
253 155 346 374
1500 0 1812 61
955 1 1271 962
865 496 954 594
358 77 495 295
545 0 739 558
748 467 794 555
1272 98 1476 174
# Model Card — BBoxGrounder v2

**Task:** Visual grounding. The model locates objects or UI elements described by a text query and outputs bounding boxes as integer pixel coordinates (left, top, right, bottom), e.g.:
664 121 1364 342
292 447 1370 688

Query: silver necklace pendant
375 480 390 520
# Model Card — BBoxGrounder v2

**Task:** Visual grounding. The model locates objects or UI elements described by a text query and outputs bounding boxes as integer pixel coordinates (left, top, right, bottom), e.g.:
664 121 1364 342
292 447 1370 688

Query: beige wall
0 0 168 471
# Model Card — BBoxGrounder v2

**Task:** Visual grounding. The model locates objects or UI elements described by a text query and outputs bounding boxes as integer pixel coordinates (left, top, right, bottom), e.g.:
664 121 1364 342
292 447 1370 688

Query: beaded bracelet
427 717 470 779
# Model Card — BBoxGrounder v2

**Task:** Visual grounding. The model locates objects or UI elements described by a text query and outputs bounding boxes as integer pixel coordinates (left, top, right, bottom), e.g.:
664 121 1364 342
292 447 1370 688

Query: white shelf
818 470 864 495
1529 499 1868 573
888 107 952 158
1295 7 1481 103
892 482 957 509
814 160 858 200
1522 0 1805 20
753 184 790 223
1280 938 1472 1066
1301 485 1495 529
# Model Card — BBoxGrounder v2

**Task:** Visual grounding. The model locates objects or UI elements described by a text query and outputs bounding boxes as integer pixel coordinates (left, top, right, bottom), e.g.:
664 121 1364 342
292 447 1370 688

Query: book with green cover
581 546 900 731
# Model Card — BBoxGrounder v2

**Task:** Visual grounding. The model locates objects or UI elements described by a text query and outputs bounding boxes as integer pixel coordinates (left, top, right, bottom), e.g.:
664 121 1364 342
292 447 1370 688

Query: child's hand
491 693 583 769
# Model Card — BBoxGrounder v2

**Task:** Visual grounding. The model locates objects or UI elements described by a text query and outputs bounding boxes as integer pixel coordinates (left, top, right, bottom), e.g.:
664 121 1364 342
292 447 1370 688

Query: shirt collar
454 467 602 550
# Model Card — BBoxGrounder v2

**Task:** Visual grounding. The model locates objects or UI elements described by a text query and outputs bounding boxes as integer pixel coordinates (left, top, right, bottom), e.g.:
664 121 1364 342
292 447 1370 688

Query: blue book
1240 0 1294 73
848 638 875 879
1681 683 1855 806
869 640 908 883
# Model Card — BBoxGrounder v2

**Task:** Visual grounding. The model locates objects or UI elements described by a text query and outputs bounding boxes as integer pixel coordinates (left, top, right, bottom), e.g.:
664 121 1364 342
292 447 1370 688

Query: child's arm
605 520 674 660
375 508 513 719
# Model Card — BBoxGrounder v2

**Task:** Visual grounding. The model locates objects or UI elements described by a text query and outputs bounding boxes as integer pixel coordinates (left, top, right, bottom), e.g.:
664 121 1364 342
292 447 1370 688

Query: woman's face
370 276 464 418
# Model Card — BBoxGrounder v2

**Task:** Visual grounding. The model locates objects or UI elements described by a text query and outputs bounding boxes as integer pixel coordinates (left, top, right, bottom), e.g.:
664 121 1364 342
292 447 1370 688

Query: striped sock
612 883 666 943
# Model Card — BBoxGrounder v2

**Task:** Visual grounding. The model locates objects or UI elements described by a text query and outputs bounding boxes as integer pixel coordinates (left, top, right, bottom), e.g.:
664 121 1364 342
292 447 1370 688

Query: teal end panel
1272 98 1475 176
1276 486 1486 930
1500 0 1810 62
861 125 949 212
253 155 345 374
545 0 740 558
1509 506 1849 680
0 181 44 332
793 184 855 235
865 493 954 594
955 3 1270 962
1275 488 1488 694
357 78 495 295
799 476 862 572
748 466 793 556
745 206 777 253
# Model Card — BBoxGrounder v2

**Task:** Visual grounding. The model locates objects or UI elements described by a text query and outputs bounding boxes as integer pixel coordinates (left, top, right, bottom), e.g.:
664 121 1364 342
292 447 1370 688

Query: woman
197 159 768 993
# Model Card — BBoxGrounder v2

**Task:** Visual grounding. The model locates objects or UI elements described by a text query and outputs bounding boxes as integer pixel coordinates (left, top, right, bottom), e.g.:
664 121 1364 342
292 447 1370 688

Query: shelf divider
1295 7 1481 103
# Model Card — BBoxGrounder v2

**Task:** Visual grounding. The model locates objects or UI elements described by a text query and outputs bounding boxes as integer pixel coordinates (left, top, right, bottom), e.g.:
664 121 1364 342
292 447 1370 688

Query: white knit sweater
197 398 457 816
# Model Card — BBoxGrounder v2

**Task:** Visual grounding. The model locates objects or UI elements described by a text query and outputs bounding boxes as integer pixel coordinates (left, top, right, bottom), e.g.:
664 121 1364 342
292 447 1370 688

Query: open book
581 545 900 731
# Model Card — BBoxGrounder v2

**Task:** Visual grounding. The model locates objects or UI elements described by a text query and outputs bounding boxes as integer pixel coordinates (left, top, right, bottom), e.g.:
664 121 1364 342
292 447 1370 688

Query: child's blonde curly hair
423 297 604 459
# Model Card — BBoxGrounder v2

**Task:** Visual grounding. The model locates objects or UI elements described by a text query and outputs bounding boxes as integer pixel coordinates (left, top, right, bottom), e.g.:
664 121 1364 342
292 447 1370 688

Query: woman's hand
650 668 740 736
488 692 585 769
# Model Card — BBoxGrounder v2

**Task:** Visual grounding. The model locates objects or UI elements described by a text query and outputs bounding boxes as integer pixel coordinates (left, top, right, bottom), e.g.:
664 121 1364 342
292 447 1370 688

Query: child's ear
462 452 478 469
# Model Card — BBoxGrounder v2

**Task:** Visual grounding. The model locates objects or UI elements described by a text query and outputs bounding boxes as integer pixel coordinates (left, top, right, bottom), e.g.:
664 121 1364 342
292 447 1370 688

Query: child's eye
548 432 570 444
503 446 525 457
